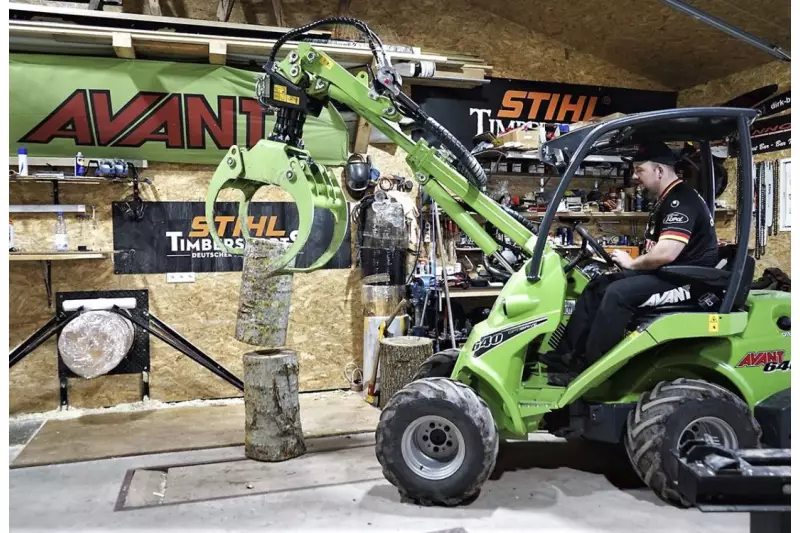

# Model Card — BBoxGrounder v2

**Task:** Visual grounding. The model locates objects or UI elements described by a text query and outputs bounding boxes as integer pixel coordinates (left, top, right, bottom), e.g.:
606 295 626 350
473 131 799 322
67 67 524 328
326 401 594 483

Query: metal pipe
434 202 457 349
659 0 790 61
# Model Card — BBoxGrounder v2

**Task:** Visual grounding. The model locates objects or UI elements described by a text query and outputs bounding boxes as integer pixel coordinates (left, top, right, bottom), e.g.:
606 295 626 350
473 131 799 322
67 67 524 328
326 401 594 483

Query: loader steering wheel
574 223 616 267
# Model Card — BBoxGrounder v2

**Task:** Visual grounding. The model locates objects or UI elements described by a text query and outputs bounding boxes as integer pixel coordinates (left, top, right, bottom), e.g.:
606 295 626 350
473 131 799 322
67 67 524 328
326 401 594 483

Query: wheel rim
400 415 466 480
678 416 739 448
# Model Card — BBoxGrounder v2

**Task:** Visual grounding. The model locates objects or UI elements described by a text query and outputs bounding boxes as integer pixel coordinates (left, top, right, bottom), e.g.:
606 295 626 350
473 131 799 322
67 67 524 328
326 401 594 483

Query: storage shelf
11 175 139 185
10 251 110 261
10 204 86 214
446 287 503 298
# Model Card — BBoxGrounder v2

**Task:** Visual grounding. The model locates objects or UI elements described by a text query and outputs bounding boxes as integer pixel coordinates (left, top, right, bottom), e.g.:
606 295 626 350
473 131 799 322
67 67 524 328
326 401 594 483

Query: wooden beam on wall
271 0 285 27
353 116 372 154
112 32 135 59
209 40 227 65
217 0 235 22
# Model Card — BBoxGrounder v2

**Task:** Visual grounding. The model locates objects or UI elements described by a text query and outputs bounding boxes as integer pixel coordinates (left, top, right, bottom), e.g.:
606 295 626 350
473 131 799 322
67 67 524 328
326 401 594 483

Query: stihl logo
736 350 785 368
19 89 271 150
188 215 286 238
497 91 598 122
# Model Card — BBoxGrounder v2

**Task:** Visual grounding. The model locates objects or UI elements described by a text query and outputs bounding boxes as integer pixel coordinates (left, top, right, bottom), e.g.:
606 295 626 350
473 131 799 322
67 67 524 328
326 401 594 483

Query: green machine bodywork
205 25 790 441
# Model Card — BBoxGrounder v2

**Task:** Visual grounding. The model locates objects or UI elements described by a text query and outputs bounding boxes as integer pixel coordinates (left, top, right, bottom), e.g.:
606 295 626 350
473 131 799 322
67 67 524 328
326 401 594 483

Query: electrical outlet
166 272 196 283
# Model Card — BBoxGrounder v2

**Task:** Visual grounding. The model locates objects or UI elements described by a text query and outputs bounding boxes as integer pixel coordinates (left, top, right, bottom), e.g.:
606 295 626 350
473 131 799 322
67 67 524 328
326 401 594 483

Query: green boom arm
205 41 537 273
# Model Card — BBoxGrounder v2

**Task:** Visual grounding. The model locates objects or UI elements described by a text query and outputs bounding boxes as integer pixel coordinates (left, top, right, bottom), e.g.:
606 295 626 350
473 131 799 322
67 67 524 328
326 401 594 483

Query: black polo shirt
643 180 719 266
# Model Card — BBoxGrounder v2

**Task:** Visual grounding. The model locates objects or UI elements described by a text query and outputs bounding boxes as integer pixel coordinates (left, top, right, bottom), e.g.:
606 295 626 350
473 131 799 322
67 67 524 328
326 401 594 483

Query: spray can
635 186 644 212
17 147 28 176
75 152 88 177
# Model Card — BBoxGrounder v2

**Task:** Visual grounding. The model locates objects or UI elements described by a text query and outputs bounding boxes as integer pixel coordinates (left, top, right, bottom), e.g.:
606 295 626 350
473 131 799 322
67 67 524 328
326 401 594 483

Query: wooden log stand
243 349 306 462
378 336 434 408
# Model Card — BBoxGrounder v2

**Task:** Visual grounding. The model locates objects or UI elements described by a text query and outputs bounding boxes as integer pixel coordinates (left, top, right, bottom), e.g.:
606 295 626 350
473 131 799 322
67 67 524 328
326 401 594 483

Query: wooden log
236 239 294 347
244 349 306 461
378 336 434 408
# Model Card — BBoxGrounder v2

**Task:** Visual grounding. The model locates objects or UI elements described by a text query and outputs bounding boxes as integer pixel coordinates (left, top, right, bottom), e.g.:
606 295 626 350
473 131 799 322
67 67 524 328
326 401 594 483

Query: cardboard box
497 124 541 150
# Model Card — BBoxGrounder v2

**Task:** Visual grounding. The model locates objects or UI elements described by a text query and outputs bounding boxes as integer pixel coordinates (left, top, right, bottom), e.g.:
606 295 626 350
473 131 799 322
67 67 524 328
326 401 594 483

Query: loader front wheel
375 377 498 506
624 378 761 507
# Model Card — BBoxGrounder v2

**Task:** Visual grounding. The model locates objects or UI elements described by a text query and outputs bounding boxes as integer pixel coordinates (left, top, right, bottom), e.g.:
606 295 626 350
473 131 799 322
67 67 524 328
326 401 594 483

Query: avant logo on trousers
639 285 691 307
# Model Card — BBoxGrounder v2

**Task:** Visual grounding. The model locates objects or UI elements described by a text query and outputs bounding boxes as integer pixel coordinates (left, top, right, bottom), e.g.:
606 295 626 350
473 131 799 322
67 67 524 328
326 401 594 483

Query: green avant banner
9 54 348 166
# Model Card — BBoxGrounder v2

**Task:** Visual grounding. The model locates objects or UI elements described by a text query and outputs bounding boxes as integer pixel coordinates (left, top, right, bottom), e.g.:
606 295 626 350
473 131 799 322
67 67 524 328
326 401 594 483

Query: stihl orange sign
497 91 598 122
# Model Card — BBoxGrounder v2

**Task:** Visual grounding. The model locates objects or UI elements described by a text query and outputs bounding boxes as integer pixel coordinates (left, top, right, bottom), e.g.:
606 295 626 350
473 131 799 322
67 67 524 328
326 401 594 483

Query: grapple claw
205 140 349 274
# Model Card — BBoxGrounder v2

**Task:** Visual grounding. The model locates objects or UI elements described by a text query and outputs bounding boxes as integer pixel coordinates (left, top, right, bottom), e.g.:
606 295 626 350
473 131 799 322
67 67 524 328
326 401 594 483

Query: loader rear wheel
412 349 459 381
375 377 498 506
624 378 761 507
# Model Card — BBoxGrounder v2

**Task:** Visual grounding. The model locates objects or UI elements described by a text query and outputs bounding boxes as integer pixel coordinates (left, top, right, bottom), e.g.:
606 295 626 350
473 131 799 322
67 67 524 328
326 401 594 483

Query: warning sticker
320 55 334 69
708 314 720 333
273 85 300 105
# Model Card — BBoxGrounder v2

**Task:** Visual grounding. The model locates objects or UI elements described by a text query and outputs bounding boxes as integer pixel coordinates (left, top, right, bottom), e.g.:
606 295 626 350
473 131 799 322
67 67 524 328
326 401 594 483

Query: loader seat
628 245 755 328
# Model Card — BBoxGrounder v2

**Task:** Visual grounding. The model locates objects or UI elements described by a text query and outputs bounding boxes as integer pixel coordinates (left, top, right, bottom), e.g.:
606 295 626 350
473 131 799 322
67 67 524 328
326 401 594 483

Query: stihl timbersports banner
112 201 352 274
10 54 348 165
411 78 678 147
751 113 791 154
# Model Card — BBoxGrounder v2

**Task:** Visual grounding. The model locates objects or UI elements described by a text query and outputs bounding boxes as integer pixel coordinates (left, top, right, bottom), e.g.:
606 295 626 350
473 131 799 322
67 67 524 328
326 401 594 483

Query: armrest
656 266 730 289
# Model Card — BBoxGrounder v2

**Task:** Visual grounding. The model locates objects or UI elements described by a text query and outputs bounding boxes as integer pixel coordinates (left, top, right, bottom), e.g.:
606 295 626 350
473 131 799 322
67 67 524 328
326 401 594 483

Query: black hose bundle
268 17 384 65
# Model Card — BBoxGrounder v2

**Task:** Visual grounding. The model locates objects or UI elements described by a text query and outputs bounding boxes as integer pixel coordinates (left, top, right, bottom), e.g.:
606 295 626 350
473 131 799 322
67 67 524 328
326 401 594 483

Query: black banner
751 114 791 154
755 90 791 118
410 77 678 147
112 201 351 274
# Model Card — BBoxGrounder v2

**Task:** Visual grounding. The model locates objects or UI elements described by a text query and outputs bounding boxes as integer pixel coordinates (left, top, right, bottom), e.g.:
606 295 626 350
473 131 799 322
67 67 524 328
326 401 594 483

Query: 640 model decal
472 316 548 358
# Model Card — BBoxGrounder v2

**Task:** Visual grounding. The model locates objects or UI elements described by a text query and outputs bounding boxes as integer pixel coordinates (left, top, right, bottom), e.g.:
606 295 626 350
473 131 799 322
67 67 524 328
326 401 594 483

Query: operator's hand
611 249 634 269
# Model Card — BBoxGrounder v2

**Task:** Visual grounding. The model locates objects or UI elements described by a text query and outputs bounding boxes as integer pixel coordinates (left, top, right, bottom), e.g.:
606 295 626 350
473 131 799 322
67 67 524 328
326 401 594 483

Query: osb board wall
679 60 791 276
9 165 361 414
124 0 667 90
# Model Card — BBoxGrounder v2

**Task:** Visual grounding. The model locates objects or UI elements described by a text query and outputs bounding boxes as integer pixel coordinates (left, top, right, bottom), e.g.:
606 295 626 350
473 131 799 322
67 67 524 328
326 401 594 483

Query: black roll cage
530 106 759 315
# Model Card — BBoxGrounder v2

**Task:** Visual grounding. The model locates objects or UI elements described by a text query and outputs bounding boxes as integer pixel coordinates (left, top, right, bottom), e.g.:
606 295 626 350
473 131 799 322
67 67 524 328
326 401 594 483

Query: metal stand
10 289 243 409
675 442 791 533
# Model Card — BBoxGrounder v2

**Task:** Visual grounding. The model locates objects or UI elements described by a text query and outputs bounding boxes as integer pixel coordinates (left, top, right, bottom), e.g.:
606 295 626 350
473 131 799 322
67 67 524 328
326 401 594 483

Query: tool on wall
365 298 408 406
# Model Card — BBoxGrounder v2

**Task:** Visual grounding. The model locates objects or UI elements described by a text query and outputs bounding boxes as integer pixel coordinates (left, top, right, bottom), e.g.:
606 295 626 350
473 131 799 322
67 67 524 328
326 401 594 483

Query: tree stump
236 239 295 347
378 336 434 408
243 349 306 462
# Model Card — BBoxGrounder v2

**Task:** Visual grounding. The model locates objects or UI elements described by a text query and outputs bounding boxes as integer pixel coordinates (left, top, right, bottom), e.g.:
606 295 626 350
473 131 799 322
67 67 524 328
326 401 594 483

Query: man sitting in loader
544 142 719 386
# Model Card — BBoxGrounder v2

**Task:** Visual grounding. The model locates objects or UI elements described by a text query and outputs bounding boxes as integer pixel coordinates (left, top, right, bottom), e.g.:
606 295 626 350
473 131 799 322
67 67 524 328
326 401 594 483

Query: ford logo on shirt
664 212 689 224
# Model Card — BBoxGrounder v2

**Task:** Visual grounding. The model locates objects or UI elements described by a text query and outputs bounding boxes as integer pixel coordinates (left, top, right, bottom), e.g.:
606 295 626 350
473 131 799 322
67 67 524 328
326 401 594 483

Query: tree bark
378 336 434 408
244 349 306 461
236 239 294 347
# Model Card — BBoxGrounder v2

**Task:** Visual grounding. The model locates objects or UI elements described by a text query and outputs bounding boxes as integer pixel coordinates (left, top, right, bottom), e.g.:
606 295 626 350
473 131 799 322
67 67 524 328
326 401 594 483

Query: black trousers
557 271 679 365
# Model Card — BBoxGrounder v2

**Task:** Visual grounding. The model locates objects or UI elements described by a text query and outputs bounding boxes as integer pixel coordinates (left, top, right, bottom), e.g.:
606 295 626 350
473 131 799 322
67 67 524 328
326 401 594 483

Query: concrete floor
9 433 749 533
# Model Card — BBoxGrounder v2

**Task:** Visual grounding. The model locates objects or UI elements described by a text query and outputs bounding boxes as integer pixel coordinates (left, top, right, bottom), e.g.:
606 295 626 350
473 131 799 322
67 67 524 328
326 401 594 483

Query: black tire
624 378 761 507
375 377 498 506
412 349 459 381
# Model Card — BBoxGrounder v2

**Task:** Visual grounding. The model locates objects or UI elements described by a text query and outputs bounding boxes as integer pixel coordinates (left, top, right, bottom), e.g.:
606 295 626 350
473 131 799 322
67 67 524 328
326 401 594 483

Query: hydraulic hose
500 205 538 235
268 17 384 65
423 116 488 191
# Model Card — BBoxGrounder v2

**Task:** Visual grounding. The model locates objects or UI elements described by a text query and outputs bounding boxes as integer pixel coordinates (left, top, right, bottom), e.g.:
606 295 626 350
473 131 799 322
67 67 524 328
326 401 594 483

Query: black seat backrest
712 244 755 309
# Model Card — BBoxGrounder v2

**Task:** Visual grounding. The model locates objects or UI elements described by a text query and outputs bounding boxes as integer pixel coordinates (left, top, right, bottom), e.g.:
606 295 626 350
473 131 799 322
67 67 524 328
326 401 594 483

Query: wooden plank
147 0 162 17
111 32 135 59
208 40 227 65
9 252 109 261
216 0 235 23
271 0 285 27
353 116 372 154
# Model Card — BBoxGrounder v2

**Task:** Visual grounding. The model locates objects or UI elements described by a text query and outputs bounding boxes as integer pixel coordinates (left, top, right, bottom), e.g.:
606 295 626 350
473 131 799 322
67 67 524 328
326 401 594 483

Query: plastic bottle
17 147 28 176
635 186 644 212
55 212 69 251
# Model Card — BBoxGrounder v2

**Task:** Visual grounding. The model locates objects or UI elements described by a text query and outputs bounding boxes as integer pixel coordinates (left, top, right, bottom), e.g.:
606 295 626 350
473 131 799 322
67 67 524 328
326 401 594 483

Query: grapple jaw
205 140 349 274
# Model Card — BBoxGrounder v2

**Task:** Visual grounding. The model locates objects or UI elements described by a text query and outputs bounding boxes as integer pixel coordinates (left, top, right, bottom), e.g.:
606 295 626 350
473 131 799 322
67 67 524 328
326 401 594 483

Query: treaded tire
412 349 459 381
624 378 761 507
375 377 498 506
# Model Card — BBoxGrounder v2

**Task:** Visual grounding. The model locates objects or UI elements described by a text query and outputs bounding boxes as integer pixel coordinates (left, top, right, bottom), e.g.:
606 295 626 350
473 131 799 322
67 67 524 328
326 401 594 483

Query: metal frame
9 291 242 409
531 107 758 315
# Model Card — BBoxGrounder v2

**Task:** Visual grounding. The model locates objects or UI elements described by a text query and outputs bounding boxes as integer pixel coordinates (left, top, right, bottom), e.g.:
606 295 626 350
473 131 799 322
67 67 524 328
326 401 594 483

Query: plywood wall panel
679 60 791 276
